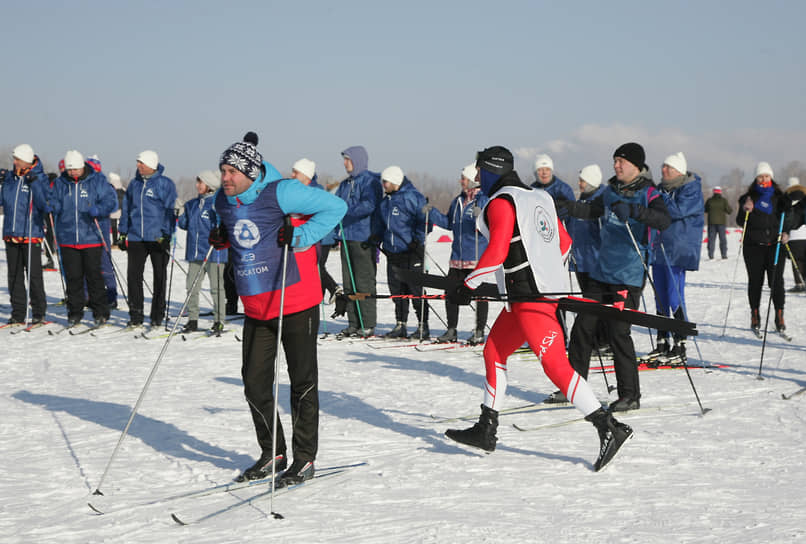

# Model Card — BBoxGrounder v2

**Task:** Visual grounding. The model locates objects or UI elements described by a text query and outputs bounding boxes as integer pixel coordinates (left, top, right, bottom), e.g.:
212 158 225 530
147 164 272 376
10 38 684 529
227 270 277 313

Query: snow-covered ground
2 227 806 543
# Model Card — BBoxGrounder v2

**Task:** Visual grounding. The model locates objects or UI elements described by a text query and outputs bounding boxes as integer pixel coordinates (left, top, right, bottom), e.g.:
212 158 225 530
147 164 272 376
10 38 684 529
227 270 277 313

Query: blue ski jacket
372 178 429 254
49 165 118 247
1 157 49 240
430 189 489 263
178 193 227 263
119 164 177 242
567 184 606 273
653 173 704 270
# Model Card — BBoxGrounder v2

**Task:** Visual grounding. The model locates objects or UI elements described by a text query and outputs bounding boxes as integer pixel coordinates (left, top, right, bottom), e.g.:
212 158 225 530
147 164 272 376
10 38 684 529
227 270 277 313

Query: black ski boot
641 338 669 367
659 340 687 366
466 328 485 345
445 404 498 452
775 309 786 332
751 307 761 337
585 408 633 471
277 459 315 488
182 320 198 333
235 452 287 482
543 390 568 404
384 321 408 339
414 322 429 341
436 327 458 343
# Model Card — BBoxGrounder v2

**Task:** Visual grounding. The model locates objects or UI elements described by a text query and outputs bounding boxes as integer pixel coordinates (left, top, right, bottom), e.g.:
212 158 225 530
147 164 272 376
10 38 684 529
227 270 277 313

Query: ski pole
784 242 806 287
94 219 129 307
338 222 366 331
721 211 750 336
659 242 707 367
623 221 657 351
91 245 215 496
25 193 34 324
418 208 429 342
757 212 787 379
49 213 68 304
269 241 290 519
164 220 177 329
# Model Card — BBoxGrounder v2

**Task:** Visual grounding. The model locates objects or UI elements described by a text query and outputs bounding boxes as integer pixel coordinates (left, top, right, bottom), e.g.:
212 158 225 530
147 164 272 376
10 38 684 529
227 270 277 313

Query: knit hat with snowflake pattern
220 132 263 180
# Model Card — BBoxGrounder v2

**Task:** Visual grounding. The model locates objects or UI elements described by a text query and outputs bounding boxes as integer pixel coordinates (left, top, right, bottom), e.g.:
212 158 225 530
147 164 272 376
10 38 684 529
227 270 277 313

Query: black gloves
361 235 381 250
117 234 128 251
277 216 294 247
24 173 37 185
447 282 473 306
158 234 171 252
330 293 350 318
611 202 643 223
208 225 230 250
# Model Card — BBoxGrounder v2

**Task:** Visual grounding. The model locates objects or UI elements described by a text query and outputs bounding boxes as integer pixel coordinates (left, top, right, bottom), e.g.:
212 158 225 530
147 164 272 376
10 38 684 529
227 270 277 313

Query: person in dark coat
704 186 733 259
371 166 431 340
785 177 806 292
737 162 791 334
530 153 575 222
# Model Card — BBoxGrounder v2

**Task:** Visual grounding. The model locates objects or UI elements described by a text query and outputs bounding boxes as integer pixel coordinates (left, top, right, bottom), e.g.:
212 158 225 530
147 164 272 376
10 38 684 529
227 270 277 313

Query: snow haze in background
2 227 806 543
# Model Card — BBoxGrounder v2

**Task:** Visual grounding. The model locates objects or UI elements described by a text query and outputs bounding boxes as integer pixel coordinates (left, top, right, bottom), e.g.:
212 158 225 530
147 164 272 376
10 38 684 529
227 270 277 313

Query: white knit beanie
137 150 160 170
108 172 123 189
64 150 85 170
579 164 603 188
292 158 316 180
663 152 687 175
462 163 479 188
12 144 35 164
755 161 774 179
534 154 554 172
197 169 221 190
381 166 405 186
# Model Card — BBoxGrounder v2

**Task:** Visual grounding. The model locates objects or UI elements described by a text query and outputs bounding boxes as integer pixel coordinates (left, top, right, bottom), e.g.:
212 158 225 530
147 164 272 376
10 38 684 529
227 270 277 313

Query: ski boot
445 404 499 452
277 459 315 488
543 390 568 404
384 321 408 339
775 309 786 332
436 327 458 343
586 407 633 471
659 340 687 367
210 322 224 336
751 308 761 338
235 452 287 482
639 338 669 367
413 322 430 341
182 320 198 333
466 328 485 345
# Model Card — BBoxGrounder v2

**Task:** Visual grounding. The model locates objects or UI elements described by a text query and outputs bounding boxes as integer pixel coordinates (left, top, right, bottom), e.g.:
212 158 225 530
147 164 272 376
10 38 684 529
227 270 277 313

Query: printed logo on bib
533 205 554 243
233 219 261 249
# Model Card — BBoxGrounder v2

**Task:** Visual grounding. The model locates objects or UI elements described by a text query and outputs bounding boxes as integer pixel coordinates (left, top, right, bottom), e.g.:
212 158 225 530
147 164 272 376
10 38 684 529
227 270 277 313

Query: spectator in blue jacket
0 144 50 325
530 154 575 222
118 150 177 328
558 143 671 411
178 170 227 334
371 166 431 340
429 163 489 344
334 146 383 338
49 151 119 327
649 152 704 364
291 158 341 302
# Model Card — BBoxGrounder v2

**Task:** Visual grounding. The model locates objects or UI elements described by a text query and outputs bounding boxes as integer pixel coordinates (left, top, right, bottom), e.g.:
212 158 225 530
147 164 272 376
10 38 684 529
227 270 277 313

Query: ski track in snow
2 228 806 543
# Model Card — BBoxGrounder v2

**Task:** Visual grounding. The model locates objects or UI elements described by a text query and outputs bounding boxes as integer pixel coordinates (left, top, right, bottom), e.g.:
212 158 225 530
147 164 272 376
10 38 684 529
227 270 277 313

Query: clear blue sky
3 0 805 187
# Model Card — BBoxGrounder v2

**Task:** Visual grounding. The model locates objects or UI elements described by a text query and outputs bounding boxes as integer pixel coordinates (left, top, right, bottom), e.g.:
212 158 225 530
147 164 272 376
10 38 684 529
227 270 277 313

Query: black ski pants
568 278 643 402
61 245 108 321
4 241 47 321
241 306 320 463
743 243 785 311
385 250 429 325
126 241 169 323
340 240 377 329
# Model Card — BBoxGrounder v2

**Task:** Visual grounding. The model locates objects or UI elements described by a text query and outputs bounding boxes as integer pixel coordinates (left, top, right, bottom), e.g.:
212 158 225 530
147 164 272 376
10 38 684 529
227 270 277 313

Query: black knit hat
613 142 645 170
220 131 263 180
476 146 514 176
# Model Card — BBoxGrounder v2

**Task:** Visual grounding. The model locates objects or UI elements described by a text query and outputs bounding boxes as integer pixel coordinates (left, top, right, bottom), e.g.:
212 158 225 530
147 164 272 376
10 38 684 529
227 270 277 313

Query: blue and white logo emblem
234 219 260 249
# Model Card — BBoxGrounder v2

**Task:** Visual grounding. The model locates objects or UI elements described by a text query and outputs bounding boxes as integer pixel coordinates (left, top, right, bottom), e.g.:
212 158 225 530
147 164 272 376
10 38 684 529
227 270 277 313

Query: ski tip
87 502 104 515
171 513 188 526
271 511 285 519
92 489 104 496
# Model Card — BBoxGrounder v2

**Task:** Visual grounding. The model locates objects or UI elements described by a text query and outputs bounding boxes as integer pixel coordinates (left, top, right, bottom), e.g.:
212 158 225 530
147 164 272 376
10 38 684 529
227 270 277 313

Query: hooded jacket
119 163 177 242
1 157 49 240
178 193 227 263
430 188 490 265
563 168 670 287
371 178 429 254
49 164 119 247
566 184 606 273
335 146 383 242
654 172 704 270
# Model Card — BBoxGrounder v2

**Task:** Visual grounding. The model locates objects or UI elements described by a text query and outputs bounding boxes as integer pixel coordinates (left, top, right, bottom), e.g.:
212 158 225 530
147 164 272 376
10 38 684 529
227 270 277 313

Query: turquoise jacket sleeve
276 179 348 248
